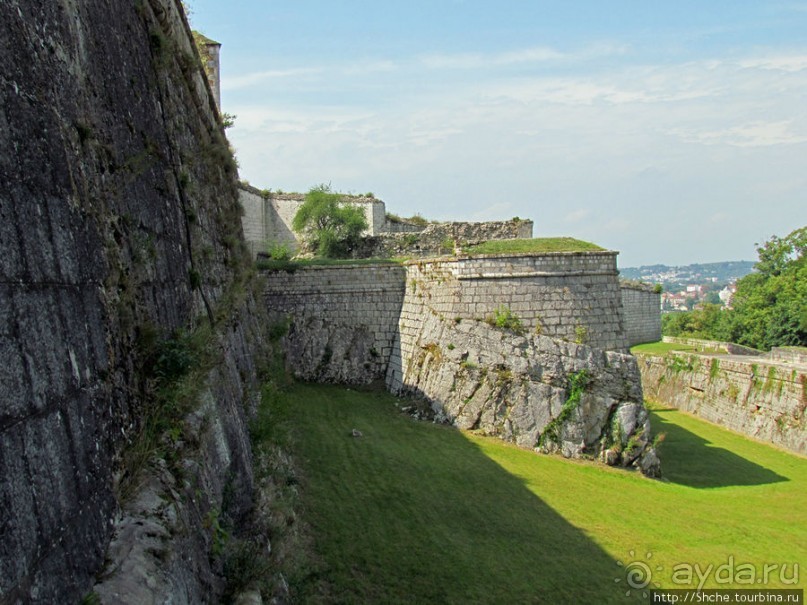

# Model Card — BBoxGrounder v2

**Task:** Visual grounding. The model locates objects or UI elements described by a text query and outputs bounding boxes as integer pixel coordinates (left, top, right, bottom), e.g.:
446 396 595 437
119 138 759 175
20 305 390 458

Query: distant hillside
620 261 755 286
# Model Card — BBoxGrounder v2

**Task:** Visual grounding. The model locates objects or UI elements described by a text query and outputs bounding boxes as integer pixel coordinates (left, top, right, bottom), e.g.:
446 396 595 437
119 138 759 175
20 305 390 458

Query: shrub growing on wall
292 185 368 258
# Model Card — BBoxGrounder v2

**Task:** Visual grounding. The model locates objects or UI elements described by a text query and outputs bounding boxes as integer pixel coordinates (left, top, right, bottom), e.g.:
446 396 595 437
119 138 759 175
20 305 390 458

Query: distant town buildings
620 261 752 313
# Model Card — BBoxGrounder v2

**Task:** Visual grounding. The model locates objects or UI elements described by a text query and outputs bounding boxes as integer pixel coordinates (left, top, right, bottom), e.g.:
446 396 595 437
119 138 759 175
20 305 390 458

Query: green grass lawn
462 237 605 255
261 384 806 604
630 341 724 356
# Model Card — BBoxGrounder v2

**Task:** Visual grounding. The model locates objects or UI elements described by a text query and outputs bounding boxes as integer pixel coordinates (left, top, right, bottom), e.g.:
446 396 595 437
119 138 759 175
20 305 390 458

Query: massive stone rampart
385 303 660 476
263 264 405 383
404 252 628 351
1 0 264 601
261 257 660 475
262 252 631 385
637 353 806 455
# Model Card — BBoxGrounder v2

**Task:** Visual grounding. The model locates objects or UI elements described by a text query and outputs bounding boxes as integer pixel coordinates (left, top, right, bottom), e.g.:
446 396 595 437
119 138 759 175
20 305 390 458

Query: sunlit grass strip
262 384 806 603
631 341 724 356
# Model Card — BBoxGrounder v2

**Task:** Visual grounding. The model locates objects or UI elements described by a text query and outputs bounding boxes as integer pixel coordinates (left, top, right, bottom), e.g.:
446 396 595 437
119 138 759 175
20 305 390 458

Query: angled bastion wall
262 251 630 386
258 255 659 475
402 252 629 352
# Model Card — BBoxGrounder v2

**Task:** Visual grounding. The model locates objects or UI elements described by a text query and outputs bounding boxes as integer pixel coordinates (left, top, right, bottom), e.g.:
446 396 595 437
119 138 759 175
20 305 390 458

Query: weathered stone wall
385 309 660 476
770 347 807 365
637 353 806 455
366 219 535 257
383 217 425 233
0 0 265 601
404 253 628 351
262 264 406 383
620 283 661 346
239 186 386 257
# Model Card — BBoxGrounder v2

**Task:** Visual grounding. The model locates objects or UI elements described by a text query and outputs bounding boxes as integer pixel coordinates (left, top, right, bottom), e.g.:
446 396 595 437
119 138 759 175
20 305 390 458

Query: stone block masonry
637 353 806 455
405 252 629 352
263 264 407 383
1 0 267 601
263 251 632 384
620 283 661 346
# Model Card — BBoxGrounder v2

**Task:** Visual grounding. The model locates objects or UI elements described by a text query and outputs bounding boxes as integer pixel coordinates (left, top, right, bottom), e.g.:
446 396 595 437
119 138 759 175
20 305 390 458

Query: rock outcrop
0 0 265 601
387 313 662 476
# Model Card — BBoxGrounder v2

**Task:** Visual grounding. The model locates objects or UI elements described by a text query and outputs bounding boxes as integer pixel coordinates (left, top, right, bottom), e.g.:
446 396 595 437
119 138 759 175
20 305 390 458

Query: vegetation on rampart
292 185 368 258
463 237 605 255
663 226 806 350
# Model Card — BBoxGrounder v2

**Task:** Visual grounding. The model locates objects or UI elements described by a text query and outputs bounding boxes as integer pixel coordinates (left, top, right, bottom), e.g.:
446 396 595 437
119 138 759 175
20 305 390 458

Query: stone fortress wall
263 264 406 383
260 257 662 476
620 282 662 346
239 183 534 258
262 251 631 387
637 350 806 455
402 252 629 351
240 184 386 257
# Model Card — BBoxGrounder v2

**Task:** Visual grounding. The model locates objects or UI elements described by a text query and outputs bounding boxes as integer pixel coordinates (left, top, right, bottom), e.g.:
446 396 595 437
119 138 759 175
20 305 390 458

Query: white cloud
564 209 590 223
420 46 564 70
738 55 807 72
673 121 807 148
222 67 322 91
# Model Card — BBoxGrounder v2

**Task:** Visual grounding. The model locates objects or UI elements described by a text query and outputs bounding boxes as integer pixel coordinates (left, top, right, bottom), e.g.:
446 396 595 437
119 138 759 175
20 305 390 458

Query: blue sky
187 1 807 266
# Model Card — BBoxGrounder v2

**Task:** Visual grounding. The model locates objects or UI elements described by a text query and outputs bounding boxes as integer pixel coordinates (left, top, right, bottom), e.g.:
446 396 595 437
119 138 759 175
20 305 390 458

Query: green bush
661 225 806 350
485 305 525 335
292 185 368 258
267 242 292 261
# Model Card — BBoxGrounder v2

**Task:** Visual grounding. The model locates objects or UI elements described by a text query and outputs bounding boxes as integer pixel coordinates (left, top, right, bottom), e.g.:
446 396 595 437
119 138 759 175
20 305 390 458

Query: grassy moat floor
256 383 806 604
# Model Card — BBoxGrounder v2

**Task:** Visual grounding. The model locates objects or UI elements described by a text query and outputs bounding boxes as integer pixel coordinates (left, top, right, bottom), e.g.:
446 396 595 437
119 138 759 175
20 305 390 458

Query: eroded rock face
387 313 662 477
0 0 263 601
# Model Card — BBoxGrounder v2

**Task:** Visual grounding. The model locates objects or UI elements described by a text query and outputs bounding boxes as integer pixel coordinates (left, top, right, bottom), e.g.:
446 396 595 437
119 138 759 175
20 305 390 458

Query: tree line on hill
662 226 806 351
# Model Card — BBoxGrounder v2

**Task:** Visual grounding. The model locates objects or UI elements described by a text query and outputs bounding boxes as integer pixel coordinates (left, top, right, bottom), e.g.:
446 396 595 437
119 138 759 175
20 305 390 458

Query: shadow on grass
276 383 643 605
650 409 788 489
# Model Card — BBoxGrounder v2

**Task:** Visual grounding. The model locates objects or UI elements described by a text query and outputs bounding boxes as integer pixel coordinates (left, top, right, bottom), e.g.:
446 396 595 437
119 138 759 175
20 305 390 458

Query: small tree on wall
292 185 368 258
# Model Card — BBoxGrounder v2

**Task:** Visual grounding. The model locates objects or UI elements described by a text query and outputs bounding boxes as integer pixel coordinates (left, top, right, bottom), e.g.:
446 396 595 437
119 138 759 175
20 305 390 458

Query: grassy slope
266 384 806 604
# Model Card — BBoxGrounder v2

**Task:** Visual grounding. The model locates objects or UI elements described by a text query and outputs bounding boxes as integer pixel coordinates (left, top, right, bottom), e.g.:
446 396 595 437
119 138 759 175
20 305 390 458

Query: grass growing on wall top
462 237 605 255
257 383 806 603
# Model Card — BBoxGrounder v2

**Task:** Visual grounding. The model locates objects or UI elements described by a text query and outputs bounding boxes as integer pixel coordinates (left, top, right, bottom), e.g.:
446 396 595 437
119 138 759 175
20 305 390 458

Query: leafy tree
662 226 806 350
722 226 806 350
292 185 368 258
